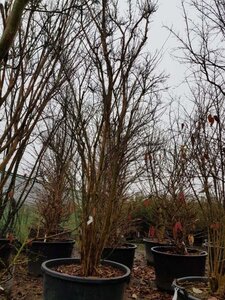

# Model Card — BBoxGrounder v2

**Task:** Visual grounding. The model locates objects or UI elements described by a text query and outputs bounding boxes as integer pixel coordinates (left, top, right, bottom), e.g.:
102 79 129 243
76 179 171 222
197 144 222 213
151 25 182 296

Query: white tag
0 285 4 291
87 216 94 225
172 287 178 300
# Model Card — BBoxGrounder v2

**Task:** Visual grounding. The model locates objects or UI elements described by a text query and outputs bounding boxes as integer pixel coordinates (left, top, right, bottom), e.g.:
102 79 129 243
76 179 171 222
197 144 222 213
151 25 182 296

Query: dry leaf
132 293 138 299
192 287 203 294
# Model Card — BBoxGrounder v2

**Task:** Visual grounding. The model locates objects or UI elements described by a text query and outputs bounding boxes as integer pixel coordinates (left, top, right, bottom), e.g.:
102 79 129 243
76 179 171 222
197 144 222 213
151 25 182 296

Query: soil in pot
42 258 130 300
152 246 207 293
172 276 224 300
27 239 75 276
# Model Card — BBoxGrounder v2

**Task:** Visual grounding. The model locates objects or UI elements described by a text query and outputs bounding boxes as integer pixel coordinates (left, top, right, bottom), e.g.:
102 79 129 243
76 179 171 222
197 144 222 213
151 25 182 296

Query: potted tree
27 119 76 276
142 117 207 292
169 0 225 296
144 197 202 266
101 203 137 272
172 208 225 300
151 195 207 292
41 1 166 299
171 105 225 298
143 197 173 265
0 0 81 296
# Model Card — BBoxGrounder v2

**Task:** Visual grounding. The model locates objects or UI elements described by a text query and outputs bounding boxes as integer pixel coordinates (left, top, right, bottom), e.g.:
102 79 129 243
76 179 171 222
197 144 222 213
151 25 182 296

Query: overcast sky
149 0 187 95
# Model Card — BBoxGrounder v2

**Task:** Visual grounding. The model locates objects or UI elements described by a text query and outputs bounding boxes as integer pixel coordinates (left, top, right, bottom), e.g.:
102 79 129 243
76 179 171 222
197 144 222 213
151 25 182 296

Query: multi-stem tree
178 80 225 294
171 0 225 294
143 111 198 244
60 0 166 276
34 114 76 237
0 0 82 236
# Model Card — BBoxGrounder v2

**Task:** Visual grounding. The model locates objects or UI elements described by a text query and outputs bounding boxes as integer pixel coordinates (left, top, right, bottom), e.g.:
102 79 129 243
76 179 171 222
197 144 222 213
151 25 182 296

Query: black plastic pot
151 246 207 292
27 239 75 276
0 265 14 298
101 243 137 270
192 230 207 247
172 276 209 300
0 239 13 269
42 258 130 300
143 238 172 265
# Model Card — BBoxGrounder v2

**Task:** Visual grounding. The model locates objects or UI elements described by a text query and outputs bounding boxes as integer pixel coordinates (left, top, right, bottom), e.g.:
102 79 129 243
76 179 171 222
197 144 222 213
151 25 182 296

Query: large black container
143 238 172 265
42 258 130 300
151 246 207 292
172 276 209 300
101 243 137 270
192 230 207 247
0 239 14 298
27 239 75 276
0 239 12 268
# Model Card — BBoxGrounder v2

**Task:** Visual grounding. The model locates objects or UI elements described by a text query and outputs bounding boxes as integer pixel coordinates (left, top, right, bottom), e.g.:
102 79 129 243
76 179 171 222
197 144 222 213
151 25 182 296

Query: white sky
149 0 187 94
2 0 187 95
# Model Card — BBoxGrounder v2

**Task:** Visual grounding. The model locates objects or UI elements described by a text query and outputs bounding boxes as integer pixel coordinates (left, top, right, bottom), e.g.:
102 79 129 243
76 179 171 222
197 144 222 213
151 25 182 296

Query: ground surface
5 245 172 300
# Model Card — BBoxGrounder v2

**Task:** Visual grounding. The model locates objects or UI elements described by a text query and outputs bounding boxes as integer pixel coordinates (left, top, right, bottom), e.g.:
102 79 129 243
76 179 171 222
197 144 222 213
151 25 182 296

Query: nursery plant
174 113 225 299
54 0 164 277
142 114 208 291
41 0 166 299
0 0 82 294
147 194 207 291
168 0 225 297
26 117 77 276
32 120 75 240
161 90 225 299
0 0 83 279
143 122 200 247
142 193 199 251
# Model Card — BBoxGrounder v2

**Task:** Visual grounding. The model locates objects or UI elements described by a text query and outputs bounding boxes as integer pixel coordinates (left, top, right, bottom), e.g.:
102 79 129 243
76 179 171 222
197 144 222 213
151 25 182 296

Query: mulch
124 250 172 300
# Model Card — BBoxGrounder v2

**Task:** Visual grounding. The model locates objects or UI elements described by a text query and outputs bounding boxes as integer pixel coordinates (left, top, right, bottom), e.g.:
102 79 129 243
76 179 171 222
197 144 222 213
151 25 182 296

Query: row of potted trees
141 188 225 298
0 1 157 300
1 2 225 300
142 195 207 293
141 112 225 299
146 216 225 300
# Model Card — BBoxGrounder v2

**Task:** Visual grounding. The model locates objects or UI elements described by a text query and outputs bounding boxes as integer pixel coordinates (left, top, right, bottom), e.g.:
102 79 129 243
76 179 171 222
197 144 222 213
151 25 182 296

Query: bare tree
171 0 225 96
173 0 225 222
58 0 166 276
0 0 82 236
34 113 76 237
179 77 225 294
142 106 198 244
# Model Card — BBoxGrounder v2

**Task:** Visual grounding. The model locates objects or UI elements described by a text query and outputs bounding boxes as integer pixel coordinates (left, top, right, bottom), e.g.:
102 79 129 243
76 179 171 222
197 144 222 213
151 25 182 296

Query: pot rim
104 243 137 250
143 237 172 244
42 258 131 284
151 245 208 257
29 239 75 245
172 276 209 300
